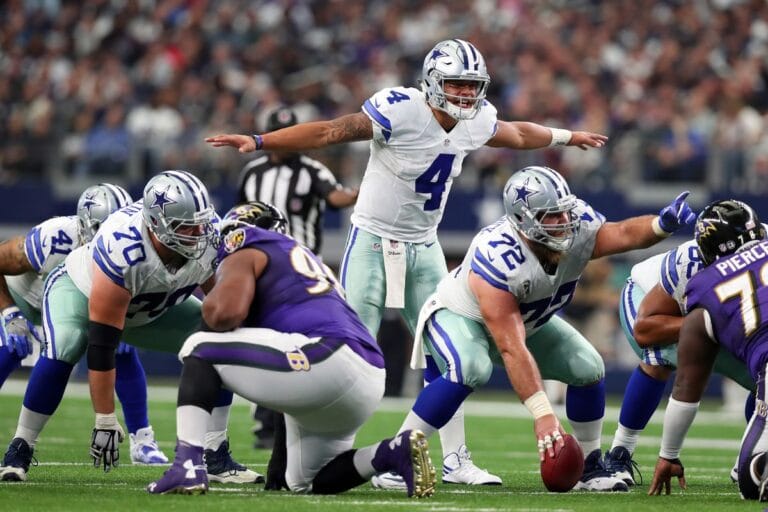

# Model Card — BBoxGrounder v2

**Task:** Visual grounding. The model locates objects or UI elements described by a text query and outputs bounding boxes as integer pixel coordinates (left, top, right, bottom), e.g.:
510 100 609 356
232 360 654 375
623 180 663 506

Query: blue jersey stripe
94 250 125 287
95 237 125 278
472 248 507 281
24 227 43 272
470 261 508 291
660 249 678 295
362 100 392 141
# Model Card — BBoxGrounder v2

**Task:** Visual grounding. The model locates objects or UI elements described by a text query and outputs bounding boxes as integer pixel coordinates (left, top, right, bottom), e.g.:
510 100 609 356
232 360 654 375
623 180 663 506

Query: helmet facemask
148 208 216 260
422 39 490 121
511 195 580 252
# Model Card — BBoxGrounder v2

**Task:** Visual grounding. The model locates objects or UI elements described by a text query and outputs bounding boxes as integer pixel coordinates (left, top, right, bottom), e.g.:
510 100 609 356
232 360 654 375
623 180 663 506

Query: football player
206 38 607 487
606 200 759 485
395 165 695 492
0 171 260 485
648 200 768 501
147 201 435 497
0 183 168 465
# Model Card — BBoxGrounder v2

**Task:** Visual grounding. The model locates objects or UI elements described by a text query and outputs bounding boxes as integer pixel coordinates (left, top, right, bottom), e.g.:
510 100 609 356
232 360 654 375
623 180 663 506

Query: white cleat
371 471 407 490
130 426 169 465
442 445 502 485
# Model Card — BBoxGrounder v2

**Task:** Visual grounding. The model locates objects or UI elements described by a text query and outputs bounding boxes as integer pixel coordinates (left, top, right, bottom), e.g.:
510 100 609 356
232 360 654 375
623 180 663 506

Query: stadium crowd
1 0 768 193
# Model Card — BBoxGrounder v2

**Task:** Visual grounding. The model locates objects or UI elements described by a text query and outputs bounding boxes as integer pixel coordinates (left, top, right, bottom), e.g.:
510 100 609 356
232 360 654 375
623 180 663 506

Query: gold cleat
409 430 436 498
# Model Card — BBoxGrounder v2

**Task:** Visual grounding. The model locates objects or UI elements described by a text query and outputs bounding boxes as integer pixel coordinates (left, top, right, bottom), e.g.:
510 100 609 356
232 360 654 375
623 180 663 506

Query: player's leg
735 365 768 500
402 240 500 485
114 342 168 465
1 269 86 481
125 297 261 484
338 226 387 337
528 316 627 492
0 292 39 388
605 280 671 484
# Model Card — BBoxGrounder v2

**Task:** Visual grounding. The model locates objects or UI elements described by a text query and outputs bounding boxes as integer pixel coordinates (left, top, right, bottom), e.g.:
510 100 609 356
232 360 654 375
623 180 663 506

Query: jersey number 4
416 153 455 211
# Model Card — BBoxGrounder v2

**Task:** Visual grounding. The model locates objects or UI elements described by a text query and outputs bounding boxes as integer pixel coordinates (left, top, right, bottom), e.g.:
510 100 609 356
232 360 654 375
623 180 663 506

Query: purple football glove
1 306 40 358
658 191 696 234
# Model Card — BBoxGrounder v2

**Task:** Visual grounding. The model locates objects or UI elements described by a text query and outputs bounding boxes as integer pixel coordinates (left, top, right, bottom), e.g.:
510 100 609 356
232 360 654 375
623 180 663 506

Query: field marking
0 379 746 426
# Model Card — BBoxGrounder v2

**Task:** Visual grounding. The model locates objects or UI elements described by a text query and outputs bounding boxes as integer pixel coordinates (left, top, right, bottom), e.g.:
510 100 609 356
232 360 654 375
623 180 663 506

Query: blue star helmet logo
512 180 538 207
430 48 446 61
150 188 177 214
81 192 100 213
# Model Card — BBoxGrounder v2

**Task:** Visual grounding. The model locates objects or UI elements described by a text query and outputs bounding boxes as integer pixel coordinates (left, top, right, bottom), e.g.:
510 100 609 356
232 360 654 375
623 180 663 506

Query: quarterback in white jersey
0 183 171 469
0 171 261 485
602 202 760 486
393 166 696 492
207 39 608 486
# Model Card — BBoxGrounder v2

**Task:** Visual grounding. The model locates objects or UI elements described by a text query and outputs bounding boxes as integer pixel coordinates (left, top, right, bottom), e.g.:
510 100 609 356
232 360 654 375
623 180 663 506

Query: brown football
540 433 584 492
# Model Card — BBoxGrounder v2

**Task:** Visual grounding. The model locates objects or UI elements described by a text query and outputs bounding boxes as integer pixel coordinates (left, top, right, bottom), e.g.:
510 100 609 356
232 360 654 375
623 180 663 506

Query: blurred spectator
82 103 131 177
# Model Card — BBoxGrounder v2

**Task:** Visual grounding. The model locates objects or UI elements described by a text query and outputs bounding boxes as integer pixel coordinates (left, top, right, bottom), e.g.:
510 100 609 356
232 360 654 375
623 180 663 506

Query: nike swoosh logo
373 98 380 108
425 242 436 248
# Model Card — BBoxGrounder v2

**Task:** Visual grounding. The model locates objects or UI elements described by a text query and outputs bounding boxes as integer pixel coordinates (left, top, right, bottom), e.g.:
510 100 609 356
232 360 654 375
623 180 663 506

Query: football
540 433 584 492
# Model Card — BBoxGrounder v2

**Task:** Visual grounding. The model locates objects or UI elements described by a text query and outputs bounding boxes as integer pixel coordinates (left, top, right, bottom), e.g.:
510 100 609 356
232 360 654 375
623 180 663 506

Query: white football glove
90 413 125 472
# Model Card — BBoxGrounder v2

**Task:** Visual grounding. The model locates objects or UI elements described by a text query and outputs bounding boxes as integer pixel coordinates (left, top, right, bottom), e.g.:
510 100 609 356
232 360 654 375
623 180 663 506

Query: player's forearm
262 121 337 151
0 277 16 309
499 343 546 401
593 215 664 258
88 369 116 415
0 236 33 275
633 314 683 347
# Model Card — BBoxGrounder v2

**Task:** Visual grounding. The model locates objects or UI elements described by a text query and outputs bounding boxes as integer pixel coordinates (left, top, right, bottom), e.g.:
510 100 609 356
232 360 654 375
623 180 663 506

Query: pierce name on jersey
685 239 768 379
353 87 498 242
65 202 217 327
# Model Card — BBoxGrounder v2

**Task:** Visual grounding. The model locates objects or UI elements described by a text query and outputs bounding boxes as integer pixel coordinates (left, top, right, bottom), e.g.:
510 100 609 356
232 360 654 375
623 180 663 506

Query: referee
239 106 358 452
237 106 358 255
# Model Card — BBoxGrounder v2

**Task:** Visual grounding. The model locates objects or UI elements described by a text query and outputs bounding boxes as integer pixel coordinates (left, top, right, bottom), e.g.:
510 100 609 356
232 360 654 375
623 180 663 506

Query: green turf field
0 381 758 511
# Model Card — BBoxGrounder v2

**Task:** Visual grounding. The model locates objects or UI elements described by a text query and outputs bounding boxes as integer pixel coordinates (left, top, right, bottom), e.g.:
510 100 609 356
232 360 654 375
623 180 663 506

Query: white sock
398 410 437 438
204 406 231 450
438 403 466 456
15 406 51 447
611 424 641 454
177 406 209 448
570 418 603 457
353 445 378 478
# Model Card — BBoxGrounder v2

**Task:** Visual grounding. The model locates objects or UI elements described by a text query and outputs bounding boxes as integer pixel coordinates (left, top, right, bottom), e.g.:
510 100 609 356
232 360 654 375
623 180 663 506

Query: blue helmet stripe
466 41 480 71
453 39 469 70
534 166 570 198
163 170 208 211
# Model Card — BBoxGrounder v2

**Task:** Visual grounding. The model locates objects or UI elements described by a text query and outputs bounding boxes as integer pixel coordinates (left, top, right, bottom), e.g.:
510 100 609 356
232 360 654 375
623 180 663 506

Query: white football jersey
7 216 84 310
66 202 217 327
437 201 604 335
629 240 702 313
352 87 498 242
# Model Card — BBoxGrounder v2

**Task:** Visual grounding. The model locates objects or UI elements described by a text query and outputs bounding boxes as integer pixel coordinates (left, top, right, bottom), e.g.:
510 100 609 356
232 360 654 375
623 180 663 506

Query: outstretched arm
205 112 373 153
486 121 608 150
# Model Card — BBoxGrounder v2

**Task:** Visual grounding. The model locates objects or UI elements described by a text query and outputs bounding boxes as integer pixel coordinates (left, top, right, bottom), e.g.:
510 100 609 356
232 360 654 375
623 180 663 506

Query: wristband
1 306 20 317
523 390 555 419
548 128 572 147
651 217 672 238
251 134 263 150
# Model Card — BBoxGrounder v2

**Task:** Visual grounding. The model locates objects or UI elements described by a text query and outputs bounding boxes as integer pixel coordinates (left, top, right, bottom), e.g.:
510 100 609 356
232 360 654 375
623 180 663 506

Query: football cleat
147 441 208 495
130 426 169 465
204 439 264 484
0 437 37 482
442 445 502 485
572 449 629 492
371 430 435 498
604 446 641 486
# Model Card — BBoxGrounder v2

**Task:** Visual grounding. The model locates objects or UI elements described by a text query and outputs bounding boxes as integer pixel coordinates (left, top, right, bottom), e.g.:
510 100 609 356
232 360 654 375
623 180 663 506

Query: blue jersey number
113 227 146 266
488 234 526 270
519 280 578 328
127 284 198 319
386 90 410 104
415 154 455 211
50 230 74 255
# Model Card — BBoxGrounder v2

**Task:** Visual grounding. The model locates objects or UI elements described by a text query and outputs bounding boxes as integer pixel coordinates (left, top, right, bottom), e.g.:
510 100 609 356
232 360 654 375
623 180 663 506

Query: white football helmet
503 166 580 252
421 39 490 120
142 170 217 260
77 183 133 242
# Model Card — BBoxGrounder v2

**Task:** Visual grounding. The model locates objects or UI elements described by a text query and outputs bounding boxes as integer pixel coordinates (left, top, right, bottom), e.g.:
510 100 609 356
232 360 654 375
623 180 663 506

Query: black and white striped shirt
237 154 340 254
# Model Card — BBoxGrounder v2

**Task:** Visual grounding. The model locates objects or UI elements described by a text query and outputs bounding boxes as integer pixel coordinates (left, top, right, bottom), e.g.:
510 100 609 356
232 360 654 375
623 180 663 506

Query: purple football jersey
685 239 768 379
217 225 381 360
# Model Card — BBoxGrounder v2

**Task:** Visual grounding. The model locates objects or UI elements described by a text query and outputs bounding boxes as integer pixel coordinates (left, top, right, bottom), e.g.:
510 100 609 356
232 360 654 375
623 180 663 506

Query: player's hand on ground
534 414 565 461
90 413 125 473
568 131 608 150
205 134 257 153
648 456 686 495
